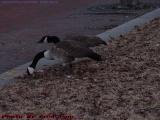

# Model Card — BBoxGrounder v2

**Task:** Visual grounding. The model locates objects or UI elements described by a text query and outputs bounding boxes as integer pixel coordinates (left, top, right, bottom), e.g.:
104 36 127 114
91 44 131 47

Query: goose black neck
30 50 46 69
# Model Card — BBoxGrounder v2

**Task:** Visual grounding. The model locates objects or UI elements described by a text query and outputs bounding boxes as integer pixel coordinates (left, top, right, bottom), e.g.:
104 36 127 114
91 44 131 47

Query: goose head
38 35 60 43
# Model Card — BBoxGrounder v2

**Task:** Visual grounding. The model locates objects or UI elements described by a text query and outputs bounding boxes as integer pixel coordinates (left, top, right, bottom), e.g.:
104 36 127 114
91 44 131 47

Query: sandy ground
0 18 159 120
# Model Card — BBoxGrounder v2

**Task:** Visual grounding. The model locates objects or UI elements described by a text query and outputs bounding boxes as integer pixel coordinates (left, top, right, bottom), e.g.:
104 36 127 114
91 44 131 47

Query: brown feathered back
64 35 106 47
55 40 98 58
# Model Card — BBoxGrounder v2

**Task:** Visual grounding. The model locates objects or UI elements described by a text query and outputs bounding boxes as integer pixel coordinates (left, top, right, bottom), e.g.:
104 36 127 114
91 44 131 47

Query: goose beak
27 66 35 75
38 36 48 43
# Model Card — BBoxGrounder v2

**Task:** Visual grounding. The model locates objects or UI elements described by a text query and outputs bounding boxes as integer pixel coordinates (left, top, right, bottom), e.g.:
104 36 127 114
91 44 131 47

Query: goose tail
89 53 102 61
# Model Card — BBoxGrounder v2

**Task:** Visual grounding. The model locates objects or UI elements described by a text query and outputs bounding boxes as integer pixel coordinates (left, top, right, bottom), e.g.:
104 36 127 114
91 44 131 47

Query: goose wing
64 35 106 47
56 40 101 59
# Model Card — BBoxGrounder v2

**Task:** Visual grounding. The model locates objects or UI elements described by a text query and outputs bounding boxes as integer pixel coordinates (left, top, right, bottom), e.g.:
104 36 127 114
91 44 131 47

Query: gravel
0 18 160 120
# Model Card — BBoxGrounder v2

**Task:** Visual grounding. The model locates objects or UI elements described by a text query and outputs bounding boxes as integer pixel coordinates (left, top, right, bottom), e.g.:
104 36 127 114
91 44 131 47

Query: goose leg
27 50 54 75
62 57 75 74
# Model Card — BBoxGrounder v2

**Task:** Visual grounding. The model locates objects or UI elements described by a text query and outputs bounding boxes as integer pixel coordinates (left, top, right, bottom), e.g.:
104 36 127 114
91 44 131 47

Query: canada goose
27 35 106 75
38 35 106 47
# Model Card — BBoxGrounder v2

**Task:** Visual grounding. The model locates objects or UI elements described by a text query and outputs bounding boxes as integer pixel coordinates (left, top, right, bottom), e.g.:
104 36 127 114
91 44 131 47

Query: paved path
0 0 110 73
0 0 103 33
0 0 159 74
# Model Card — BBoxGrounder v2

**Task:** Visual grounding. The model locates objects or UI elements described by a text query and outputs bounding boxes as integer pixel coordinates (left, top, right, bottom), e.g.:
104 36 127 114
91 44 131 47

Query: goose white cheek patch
27 67 35 74
44 36 48 43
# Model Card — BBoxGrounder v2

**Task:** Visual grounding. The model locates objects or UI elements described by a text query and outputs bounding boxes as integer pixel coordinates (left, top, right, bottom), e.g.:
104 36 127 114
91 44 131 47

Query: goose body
64 35 106 47
27 35 106 75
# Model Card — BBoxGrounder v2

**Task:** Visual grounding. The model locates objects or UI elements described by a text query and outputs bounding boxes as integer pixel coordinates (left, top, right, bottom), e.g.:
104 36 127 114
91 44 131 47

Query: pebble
66 75 72 79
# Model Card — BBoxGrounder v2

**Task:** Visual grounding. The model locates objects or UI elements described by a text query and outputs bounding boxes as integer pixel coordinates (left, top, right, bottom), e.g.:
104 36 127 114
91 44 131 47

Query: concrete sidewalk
0 8 160 86
0 0 121 74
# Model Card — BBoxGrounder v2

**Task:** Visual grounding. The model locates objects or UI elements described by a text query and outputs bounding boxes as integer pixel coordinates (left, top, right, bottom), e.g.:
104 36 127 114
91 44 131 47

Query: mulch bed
0 18 160 120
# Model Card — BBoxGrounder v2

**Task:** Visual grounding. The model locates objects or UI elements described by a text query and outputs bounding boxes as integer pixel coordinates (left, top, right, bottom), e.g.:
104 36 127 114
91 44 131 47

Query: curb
0 8 160 86
0 60 61 86
97 8 160 40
